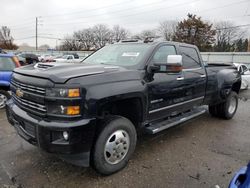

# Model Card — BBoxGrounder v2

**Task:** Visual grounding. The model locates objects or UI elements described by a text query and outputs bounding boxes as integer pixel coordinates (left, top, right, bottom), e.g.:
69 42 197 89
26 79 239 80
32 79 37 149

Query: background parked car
39 54 55 62
53 54 81 63
234 63 250 90
16 54 26 65
19 53 39 64
0 52 20 108
63 52 79 59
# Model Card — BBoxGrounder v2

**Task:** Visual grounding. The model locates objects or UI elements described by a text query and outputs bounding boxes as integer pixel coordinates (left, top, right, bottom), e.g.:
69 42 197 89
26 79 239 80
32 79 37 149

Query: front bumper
6 99 97 166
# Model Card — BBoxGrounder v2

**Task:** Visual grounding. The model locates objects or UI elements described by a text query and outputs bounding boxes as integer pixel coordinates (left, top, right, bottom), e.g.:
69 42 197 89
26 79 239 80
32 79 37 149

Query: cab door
180 46 206 108
147 45 187 121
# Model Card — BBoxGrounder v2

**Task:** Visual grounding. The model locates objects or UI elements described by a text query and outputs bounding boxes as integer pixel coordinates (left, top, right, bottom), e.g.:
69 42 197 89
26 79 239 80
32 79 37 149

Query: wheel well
232 81 241 94
0 86 10 91
99 98 143 128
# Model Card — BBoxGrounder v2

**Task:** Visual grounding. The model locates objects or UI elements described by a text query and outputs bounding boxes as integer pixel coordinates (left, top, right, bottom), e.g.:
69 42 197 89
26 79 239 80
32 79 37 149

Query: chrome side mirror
153 55 183 73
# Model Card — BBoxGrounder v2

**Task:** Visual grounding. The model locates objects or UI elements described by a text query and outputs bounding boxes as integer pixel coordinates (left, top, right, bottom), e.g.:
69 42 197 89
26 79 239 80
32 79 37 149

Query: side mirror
153 55 183 73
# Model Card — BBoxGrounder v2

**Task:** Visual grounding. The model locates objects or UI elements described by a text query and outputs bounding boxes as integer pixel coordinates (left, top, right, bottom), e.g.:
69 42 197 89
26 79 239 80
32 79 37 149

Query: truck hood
13 62 121 83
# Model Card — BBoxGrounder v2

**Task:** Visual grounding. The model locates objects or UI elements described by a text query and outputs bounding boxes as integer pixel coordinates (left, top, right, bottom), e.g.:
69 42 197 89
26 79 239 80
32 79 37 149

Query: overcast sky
1 0 250 47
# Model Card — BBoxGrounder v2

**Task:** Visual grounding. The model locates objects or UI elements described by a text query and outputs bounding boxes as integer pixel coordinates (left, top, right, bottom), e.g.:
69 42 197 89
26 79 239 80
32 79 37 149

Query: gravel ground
1 90 250 188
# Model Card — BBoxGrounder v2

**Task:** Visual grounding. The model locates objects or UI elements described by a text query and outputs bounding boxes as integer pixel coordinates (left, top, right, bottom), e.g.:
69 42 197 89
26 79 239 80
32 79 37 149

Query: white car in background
39 54 54 62
53 54 81 63
234 63 250 90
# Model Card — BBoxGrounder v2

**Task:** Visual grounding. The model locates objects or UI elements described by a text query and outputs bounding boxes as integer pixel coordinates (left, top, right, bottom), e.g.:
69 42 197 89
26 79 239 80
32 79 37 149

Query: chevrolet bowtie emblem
16 88 24 98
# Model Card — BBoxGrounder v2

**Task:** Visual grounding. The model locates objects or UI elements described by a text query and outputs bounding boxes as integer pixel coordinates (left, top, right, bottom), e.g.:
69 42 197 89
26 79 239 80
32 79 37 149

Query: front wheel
92 116 137 175
0 90 10 109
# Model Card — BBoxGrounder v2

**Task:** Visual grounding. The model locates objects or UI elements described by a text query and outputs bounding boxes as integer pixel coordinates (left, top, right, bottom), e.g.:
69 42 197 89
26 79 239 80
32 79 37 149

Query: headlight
46 88 80 98
47 105 80 116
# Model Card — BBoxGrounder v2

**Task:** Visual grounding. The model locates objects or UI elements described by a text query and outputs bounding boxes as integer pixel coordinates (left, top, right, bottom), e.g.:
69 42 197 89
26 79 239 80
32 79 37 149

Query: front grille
11 80 46 96
11 80 47 116
12 95 46 114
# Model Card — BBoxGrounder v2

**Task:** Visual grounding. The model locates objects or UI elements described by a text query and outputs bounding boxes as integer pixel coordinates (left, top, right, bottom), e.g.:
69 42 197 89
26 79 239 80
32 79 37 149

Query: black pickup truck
6 41 241 175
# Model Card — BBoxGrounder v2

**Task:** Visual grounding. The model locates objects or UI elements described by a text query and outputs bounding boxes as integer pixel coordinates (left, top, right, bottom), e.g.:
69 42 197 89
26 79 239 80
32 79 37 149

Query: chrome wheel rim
228 96 237 114
0 94 8 109
104 130 130 165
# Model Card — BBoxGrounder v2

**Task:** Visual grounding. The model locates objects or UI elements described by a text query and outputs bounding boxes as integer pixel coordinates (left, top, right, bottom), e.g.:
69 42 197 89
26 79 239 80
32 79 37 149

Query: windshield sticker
122 52 140 57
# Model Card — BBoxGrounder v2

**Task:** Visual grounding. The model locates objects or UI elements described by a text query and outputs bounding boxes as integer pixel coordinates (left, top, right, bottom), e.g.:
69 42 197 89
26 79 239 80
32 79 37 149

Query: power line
5 0 250 43
216 23 250 30
196 0 249 13
42 0 179 24
42 0 203 27
2 20 34 28
14 36 35 41
2 0 248 31
42 0 139 18
0 0 139 25
41 0 248 28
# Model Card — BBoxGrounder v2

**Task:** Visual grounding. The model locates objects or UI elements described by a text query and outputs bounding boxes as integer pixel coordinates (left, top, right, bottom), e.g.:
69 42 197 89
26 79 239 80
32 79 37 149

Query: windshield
83 44 150 67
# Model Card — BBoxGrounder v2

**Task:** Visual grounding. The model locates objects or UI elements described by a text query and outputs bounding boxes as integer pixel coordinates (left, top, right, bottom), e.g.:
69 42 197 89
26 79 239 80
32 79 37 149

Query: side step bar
144 107 206 134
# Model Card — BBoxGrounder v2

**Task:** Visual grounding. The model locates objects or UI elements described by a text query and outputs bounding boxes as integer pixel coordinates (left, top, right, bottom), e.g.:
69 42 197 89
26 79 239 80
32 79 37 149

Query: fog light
63 131 69 141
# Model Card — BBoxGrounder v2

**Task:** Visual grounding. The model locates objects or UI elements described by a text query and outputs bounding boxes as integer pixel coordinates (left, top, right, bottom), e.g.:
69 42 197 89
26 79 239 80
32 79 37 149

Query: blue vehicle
0 51 20 108
229 163 250 188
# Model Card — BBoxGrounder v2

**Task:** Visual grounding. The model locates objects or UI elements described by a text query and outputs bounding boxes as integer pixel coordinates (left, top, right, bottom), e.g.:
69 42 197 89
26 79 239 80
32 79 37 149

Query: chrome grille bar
13 95 46 113
11 80 45 94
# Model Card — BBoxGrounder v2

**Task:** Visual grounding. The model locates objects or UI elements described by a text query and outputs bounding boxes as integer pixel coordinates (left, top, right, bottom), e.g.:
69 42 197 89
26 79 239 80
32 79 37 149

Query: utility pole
36 17 38 50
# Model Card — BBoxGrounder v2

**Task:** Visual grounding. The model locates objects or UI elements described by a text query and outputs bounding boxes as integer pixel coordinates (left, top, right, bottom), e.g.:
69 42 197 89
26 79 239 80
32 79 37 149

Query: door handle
176 77 184 81
200 74 206 78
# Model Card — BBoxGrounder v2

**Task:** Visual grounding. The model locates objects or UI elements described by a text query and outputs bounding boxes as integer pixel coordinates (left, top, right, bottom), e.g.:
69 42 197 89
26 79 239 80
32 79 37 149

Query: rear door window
0 57 16 71
180 46 201 69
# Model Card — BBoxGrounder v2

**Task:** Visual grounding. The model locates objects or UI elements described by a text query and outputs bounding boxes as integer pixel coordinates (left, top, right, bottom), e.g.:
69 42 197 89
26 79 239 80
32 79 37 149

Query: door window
180 46 201 69
152 45 177 64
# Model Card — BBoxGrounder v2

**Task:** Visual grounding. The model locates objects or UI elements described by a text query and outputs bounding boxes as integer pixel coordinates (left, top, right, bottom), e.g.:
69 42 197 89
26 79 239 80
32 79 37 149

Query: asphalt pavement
1 90 250 188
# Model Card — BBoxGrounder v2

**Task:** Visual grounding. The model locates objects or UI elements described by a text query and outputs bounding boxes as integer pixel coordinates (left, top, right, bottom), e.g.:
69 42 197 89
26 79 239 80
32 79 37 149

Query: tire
209 91 238 120
92 116 137 175
0 90 10 109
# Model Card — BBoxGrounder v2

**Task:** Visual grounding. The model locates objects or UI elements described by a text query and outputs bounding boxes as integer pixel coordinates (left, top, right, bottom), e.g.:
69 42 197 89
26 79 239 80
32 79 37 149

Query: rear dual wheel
92 116 137 175
209 91 238 119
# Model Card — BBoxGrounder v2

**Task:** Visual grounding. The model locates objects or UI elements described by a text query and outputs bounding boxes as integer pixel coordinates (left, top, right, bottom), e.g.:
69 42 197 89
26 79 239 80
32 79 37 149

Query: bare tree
73 28 95 50
0 26 18 50
92 24 112 48
112 25 129 42
59 35 83 51
157 20 177 41
214 21 247 51
132 29 157 40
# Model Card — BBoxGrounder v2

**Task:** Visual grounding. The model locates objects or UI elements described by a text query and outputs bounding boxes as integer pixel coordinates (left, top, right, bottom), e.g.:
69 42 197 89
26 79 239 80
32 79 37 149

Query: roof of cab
116 40 197 48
